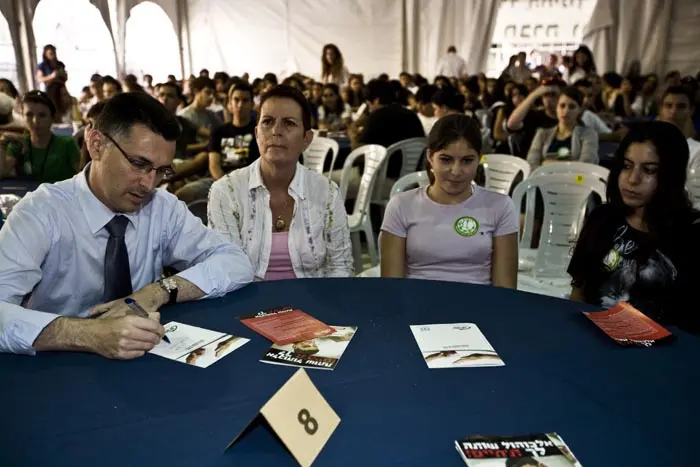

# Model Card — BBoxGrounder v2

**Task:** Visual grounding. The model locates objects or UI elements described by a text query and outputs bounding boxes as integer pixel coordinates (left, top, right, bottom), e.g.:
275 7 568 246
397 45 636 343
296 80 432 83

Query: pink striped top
263 232 297 281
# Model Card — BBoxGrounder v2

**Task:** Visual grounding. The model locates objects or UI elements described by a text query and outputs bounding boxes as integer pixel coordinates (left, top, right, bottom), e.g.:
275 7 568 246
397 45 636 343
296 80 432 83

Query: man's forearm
172 276 205 302
33 316 94 352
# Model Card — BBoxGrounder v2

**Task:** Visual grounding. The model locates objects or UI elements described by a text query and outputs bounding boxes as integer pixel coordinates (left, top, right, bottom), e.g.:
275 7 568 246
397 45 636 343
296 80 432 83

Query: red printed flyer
582 302 672 347
239 306 335 345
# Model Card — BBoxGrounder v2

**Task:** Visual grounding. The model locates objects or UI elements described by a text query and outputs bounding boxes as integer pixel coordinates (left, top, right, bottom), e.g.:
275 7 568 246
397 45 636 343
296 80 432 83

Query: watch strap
159 279 178 305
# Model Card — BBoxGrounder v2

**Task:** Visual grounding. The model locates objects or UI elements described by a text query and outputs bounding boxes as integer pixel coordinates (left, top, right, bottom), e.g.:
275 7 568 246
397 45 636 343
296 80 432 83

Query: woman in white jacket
208 85 353 280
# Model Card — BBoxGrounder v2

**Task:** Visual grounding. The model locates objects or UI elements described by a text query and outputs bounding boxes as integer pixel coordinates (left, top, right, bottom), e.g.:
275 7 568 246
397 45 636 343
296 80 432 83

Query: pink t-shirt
381 185 519 284
263 232 297 281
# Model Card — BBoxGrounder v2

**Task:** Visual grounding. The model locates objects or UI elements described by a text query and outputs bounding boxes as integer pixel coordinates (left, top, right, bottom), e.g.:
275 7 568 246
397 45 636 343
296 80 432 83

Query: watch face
162 278 177 290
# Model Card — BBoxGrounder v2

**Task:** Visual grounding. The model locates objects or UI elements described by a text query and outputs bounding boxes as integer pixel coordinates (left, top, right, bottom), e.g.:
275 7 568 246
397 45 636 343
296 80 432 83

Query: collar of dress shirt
248 158 307 200
76 163 139 235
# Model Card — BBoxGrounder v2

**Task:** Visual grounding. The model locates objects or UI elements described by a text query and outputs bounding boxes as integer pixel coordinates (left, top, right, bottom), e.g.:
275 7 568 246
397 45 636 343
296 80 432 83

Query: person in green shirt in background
0 90 79 183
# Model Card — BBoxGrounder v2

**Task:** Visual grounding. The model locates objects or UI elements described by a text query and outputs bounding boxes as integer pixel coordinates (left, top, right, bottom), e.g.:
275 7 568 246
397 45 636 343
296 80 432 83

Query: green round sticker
556 146 571 159
454 216 479 237
602 248 620 271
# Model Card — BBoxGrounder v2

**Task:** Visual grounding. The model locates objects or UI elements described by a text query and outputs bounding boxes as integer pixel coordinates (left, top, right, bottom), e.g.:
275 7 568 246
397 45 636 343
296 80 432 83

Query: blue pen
124 298 170 344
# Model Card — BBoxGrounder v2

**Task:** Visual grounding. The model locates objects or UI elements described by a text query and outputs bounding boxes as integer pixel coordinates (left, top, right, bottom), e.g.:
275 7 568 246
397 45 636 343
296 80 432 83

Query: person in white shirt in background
657 85 700 167
414 84 438 136
399 72 419 95
436 46 467 79
574 78 628 142
208 85 353 280
507 52 532 84
566 45 597 85
0 92 254 357
320 43 350 87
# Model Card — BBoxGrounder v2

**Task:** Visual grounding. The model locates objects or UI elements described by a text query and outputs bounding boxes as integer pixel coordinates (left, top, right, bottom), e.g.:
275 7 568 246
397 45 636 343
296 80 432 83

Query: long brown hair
426 114 482 185
321 44 344 80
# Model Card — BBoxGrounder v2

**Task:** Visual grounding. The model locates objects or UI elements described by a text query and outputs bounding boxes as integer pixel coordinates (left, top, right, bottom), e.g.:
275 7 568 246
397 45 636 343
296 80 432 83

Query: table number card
226 368 340 466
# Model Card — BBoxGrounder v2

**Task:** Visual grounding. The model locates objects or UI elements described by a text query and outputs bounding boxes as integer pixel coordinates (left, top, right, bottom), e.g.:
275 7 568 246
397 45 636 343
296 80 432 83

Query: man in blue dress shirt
0 92 254 358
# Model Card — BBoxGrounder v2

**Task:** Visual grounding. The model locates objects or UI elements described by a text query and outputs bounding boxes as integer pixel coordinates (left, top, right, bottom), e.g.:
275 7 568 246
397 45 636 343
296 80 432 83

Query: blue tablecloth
2 279 698 466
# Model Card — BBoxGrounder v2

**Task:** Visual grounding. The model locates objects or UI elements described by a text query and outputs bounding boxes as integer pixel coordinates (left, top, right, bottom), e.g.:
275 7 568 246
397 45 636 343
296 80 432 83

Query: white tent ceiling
1 0 699 94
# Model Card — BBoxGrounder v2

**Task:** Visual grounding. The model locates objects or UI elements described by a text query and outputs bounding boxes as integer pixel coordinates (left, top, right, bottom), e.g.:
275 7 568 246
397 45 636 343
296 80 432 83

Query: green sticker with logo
454 216 479 237
602 248 620 271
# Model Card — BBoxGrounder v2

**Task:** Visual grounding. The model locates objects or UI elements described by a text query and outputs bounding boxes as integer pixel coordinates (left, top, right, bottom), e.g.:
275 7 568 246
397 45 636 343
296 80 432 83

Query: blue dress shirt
0 167 254 355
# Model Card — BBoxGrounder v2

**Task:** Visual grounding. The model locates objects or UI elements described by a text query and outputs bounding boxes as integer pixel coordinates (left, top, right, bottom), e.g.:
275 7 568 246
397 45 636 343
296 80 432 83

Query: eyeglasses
103 132 175 181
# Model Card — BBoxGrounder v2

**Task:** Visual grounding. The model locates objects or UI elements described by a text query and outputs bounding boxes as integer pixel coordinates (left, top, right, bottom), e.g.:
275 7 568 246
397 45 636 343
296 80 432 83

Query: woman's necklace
274 195 289 232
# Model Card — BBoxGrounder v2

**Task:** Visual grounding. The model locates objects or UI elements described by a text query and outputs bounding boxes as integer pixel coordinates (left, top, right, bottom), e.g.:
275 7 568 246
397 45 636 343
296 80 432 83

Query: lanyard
25 135 53 180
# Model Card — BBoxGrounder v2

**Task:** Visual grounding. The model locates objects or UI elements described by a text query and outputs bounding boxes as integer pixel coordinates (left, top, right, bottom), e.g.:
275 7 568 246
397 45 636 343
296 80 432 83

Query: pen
123 298 171 344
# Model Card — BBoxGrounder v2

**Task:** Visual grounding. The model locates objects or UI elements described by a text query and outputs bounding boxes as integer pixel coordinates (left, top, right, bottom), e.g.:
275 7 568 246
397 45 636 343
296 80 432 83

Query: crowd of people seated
0 41 698 359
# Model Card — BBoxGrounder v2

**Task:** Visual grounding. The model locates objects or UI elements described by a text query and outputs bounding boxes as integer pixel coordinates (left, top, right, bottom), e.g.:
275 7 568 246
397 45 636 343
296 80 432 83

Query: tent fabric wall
0 1 27 92
287 0 404 80
187 0 289 79
582 0 674 76
187 0 492 80
1 0 40 93
188 0 404 80
663 0 700 76
3 0 700 92
404 0 499 79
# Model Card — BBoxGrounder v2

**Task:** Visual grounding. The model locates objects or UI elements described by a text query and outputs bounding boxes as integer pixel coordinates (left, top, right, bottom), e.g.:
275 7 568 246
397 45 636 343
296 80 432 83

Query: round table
2 279 698 466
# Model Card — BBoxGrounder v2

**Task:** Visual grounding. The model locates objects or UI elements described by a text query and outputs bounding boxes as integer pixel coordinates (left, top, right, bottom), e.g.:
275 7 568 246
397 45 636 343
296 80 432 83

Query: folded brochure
261 325 357 371
410 323 504 368
239 306 335 345
455 433 583 466
149 322 248 368
583 301 672 347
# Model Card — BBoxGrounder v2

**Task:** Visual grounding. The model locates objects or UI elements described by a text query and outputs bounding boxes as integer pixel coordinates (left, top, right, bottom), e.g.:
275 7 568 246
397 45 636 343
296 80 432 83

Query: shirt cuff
176 264 217 298
176 251 254 299
0 304 60 355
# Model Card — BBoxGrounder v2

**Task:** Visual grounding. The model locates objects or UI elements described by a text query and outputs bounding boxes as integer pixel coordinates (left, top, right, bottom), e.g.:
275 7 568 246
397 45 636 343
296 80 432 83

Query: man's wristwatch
158 277 178 305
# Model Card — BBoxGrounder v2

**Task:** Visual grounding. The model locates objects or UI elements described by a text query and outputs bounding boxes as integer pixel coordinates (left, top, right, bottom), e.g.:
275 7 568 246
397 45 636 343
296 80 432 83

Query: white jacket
208 159 353 279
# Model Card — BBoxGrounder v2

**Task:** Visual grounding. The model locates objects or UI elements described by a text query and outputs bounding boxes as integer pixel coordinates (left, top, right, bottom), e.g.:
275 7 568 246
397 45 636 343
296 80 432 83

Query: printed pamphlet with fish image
455 433 583 466
410 323 504 369
260 326 357 371
149 322 249 368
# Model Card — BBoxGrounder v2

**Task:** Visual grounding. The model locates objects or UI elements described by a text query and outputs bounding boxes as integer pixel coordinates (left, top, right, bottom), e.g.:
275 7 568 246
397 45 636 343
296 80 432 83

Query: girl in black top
568 121 700 332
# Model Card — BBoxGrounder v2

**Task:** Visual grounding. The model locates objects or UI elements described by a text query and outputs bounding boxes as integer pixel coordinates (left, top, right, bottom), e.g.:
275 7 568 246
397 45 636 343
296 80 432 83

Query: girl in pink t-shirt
380 114 519 287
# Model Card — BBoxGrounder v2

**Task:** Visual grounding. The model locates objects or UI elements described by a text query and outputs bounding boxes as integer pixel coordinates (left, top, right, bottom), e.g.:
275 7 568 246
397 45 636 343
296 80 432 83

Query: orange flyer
583 302 672 346
239 306 335 345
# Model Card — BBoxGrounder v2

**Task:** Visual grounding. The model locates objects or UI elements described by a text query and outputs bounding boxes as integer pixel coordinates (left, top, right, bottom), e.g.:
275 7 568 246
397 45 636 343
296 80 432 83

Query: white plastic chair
687 164 700 209
302 136 339 178
526 161 610 267
391 137 428 180
372 137 427 206
530 161 610 183
481 154 531 195
357 171 430 278
390 171 430 197
338 144 388 273
512 173 607 297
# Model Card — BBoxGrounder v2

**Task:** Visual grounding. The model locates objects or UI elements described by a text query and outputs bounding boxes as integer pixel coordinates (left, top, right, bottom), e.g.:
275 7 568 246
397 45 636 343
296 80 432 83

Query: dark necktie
103 215 133 302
